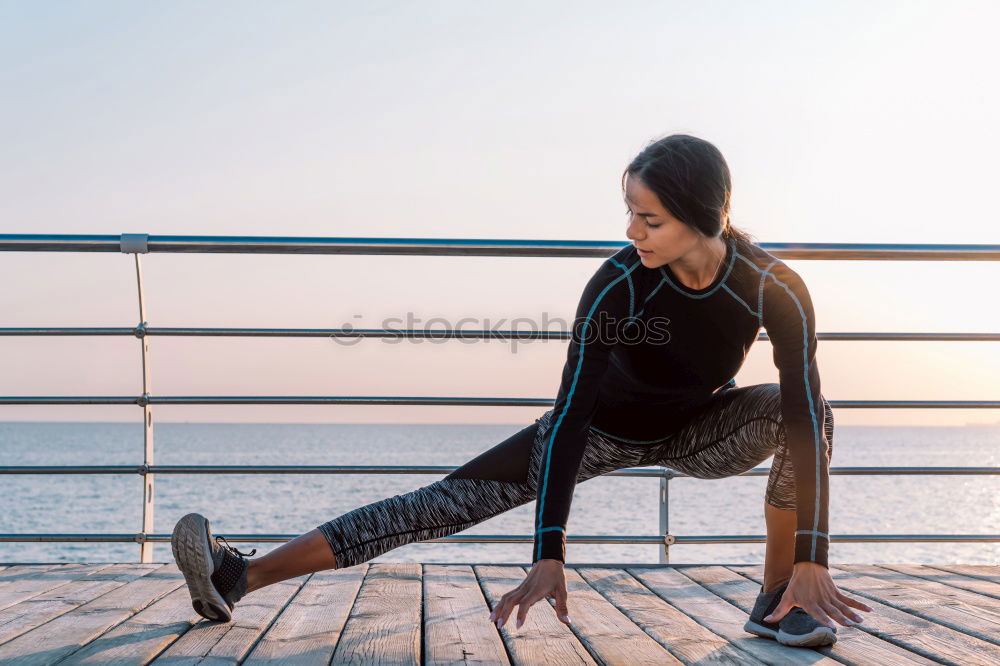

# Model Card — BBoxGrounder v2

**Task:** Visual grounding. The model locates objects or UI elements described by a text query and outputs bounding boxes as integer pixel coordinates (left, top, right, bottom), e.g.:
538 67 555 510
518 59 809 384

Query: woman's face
623 172 702 268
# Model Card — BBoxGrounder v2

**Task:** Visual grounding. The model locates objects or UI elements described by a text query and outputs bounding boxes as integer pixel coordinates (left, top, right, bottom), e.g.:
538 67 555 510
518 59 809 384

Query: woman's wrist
793 560 828 570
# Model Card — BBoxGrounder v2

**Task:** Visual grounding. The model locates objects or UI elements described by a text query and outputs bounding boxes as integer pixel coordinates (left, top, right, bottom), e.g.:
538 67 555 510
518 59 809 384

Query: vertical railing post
121 234 155 563
659 467 671 564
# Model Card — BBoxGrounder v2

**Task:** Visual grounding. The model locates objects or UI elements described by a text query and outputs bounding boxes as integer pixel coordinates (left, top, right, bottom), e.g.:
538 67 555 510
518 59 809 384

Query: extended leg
247 409 650 590
317 418 547 569
247 529 336 594
246 416 544 592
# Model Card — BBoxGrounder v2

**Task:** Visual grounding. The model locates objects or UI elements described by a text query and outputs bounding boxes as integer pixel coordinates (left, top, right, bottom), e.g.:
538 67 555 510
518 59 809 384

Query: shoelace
215 535 257 558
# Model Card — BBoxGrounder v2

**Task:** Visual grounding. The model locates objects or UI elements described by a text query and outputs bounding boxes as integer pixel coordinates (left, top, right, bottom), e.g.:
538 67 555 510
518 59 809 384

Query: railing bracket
120 233 149 254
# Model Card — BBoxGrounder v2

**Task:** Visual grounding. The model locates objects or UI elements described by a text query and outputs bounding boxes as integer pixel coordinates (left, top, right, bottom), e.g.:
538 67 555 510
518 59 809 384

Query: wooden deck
0 562 996 664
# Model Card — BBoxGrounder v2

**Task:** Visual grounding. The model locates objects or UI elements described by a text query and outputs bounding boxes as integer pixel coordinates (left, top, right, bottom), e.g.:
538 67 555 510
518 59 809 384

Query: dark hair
622 134 757 251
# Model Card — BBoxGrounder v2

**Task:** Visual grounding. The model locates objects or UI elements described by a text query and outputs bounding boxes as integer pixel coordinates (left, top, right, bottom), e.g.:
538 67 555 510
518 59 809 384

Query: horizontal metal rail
1 327 999 342
2 234 1000 259
1 533 995 545
2 396 999 408
3 465 994 547
1 465 997 476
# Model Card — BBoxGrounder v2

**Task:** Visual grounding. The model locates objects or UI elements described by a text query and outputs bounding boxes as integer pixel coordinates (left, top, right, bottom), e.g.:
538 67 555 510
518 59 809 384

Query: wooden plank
927 564 1000 585
0 566 51 575
422 564 510 665
577 566 767 665
731 564 1000 666
852 566 1000 614
0 561 991 664
0 564 92 584
0 563 117 610
0 564 110 600
877 563 1000 600
0 564 114 612
151 572 307 663
329 563 421 665
681 565 937 665
242 565 367 665
520 565 681 665
832 564 1000 646
475 565 595 665
0 564 184 664
0 564 162 647
627 566 837 665
0 565 60 583
48 585 201 664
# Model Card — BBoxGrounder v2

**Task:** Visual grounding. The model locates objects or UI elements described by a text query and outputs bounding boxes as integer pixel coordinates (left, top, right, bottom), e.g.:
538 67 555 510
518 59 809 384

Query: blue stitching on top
635 277 668 317
735 253 778 329
795 529 830 539
763 269 824 560
609 258 636 318
721 283 759 317
535 258 642 561
736 252 824 560
759 258 779 329
535 526 565 535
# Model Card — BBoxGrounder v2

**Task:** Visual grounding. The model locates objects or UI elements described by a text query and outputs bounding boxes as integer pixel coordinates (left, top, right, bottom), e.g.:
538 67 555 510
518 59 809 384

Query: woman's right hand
490 559 571 629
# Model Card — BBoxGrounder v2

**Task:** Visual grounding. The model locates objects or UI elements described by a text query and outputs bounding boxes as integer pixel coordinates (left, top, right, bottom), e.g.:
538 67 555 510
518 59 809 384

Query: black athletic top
533 236 832 568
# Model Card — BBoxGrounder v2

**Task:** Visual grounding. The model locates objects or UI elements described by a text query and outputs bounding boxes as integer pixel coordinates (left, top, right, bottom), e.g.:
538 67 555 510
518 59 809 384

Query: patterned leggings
316 382 835 568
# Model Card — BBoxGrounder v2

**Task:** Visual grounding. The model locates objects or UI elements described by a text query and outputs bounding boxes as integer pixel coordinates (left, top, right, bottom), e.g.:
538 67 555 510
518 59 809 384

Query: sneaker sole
171 513 232 623
777 626 838 647
743 619 779 639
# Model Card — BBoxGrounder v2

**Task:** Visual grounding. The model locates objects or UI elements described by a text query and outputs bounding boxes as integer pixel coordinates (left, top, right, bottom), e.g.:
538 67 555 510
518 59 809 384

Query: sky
1 0 998 425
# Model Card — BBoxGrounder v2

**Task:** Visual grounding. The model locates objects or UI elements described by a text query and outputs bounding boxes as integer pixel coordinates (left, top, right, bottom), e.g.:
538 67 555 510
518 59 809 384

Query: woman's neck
668 236 728 290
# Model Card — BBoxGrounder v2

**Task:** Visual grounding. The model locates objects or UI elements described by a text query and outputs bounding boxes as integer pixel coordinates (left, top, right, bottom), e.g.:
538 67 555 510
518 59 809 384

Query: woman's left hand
763 561 873 629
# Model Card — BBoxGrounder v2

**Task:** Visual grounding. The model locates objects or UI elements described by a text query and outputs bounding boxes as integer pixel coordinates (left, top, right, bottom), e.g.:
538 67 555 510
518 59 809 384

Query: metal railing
1 233 998 564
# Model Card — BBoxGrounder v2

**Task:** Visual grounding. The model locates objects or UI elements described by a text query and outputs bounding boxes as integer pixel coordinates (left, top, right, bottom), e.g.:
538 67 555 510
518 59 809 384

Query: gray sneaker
171 513 256 622
778 606 837 647
744 582 786 640
744 582 837 647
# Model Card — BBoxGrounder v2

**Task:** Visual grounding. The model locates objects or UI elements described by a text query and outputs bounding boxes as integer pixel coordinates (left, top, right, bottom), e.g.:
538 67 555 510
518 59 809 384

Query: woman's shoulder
602 244 643 275
572 245 643 314
585 245 643 288
733 240 804 286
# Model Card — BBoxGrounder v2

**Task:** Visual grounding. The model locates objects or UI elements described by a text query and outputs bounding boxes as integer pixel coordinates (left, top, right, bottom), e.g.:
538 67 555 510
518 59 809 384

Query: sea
1 422 997 565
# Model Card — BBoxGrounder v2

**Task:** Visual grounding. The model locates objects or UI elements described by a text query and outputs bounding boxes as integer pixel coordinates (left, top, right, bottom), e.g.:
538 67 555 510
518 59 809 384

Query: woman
171 133 872 649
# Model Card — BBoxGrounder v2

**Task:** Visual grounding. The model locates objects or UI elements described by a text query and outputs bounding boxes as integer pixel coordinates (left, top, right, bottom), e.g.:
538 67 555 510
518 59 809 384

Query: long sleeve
761 261 832 568
533 259 639 563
